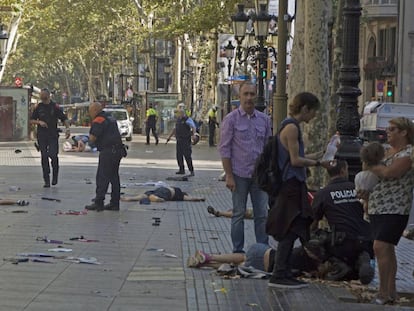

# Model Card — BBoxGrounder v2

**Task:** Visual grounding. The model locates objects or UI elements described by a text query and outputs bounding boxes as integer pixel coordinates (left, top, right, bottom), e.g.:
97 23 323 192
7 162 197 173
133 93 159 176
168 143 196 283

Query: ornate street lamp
144 66 150 91
224 40 235 114
232 3 270 112
252 3 271 112
335 0 363 181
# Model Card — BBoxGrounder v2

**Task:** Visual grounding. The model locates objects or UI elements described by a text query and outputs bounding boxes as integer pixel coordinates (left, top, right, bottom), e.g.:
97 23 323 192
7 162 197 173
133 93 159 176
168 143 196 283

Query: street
0 132 414 311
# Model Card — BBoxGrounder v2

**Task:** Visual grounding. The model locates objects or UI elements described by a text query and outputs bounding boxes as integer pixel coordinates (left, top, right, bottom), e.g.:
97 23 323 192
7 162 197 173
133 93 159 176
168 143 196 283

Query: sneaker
176 170 185 175
357 251 375 285
189 171 195 177
85 202 104 212
325 257 352 281
268 277 309 289
186 256 201 268
195 250 212 265
52 176 58 186
43 182 50 188
16 200 29 206
207 206 221 217
104 203 120 211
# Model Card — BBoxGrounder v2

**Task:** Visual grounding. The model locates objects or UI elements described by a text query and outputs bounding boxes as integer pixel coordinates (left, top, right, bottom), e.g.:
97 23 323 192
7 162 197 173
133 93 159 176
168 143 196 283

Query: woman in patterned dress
365 117 414 304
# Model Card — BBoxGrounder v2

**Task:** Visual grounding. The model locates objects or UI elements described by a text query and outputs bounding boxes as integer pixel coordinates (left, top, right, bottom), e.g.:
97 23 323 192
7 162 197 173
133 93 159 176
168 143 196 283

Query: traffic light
386 80 394 100
259 66 267 79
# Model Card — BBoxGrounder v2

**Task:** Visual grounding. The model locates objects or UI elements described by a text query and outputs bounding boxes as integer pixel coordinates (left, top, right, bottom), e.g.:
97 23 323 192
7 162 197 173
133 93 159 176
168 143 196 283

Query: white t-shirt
354 170 379 192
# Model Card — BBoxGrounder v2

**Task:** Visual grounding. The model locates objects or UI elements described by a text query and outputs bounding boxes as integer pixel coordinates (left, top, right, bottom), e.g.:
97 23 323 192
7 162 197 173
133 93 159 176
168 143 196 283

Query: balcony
362 0 398 19
363 56 396 80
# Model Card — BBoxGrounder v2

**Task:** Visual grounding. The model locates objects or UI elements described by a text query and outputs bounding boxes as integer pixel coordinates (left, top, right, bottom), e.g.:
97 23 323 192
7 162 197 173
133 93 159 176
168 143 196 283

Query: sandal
207 206 220 217
187 256 201 268
195 250 212 264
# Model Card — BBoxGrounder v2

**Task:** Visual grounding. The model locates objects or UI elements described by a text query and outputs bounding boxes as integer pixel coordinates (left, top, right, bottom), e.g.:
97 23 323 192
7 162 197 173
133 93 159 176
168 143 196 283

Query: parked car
103 107 133 141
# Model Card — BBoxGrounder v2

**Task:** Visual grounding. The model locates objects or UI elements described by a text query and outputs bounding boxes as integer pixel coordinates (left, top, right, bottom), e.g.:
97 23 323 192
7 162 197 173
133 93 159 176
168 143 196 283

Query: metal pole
257 38 266 112
227 58 232 114
273 0 288 133
335 0 362 181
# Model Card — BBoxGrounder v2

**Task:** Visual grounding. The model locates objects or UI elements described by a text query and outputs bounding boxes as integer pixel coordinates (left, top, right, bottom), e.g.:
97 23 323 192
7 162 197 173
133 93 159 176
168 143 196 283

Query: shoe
16 200 29 206
145 143 150 145
268 277 309 289
104 203 120 211
325 258 352 281
357 251 375 285
207 206 221 217
52 176 58 186
371 296 392 305
85 202 104 212
187 256 201 268
43 182 50 188
189 171 195 177
195 250 212 265
176 170 185 175
156 139 159 145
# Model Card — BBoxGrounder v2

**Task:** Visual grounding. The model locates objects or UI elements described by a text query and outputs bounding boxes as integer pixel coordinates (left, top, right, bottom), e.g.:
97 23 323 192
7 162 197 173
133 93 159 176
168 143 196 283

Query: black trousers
328 238 374 267
146 125 158 144
37 135 59 182
208 122 216 146
95 148 122 205
176 138 193 172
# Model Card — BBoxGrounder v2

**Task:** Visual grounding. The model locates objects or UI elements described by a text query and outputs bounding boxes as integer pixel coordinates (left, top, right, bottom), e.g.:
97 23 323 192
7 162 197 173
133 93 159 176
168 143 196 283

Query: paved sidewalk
0 135 413 310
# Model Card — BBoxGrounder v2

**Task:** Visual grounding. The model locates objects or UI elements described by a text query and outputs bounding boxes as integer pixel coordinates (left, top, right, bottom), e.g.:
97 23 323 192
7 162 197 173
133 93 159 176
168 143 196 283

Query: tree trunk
303 0 332 189
328 0 344 137
287 0 306 100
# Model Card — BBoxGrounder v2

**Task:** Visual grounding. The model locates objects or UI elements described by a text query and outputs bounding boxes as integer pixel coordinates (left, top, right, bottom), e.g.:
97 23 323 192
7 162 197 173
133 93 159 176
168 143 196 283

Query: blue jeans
231 174 269 253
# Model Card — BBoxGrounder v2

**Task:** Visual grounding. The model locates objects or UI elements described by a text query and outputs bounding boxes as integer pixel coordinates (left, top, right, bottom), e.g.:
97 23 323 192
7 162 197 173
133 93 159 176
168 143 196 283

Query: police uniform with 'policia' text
174 115 196 175
87 111 124 211
31 100 69 187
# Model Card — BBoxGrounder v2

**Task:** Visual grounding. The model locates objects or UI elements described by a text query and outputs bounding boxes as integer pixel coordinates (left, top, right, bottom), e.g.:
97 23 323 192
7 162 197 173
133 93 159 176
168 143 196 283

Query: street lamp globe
231 4 249 42
255 0 269 13
224 41 235 60
253 4 271 39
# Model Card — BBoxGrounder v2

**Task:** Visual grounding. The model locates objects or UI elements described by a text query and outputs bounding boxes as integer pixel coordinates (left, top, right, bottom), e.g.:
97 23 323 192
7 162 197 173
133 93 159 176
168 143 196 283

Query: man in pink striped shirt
219 81 272 253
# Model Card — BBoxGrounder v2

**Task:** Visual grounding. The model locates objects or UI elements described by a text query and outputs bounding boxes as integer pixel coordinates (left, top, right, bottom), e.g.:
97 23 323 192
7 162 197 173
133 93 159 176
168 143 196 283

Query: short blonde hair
389 117 414 144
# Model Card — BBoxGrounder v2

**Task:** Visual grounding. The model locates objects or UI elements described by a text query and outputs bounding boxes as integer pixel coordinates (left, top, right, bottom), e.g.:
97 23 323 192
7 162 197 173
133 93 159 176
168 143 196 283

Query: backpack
254 119 299 197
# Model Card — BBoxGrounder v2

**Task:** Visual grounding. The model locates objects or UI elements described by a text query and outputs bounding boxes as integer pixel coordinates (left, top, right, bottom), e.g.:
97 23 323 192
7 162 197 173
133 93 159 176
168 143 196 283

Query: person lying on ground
0 199 29 206
207 206 253 219
121 186 205 202
187 243 319 275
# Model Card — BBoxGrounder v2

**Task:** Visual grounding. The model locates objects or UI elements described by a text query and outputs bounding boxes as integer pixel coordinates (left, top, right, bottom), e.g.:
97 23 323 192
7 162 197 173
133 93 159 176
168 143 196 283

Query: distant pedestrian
267 92 327 289
166 109 196 176
85 102 125 212
208 105 219 147
30 88 70 188
145 103 159 145
218 81 272 254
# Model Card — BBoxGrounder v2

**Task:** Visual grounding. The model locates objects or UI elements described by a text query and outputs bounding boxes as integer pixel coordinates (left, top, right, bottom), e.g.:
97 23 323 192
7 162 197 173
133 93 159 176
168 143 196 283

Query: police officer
85 102 124 212
30 88 70 188
167 108 196 176
311 160 374 284
208 105 219 147
145 103 159 145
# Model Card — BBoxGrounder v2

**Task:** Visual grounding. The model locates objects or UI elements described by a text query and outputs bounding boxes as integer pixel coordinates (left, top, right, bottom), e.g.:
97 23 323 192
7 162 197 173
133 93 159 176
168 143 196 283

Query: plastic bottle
322 132 341 161
370 258 376 270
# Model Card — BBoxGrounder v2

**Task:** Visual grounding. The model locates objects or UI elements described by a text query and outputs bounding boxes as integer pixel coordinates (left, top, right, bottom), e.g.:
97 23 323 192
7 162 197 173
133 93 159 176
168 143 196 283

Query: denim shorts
244 243 270 271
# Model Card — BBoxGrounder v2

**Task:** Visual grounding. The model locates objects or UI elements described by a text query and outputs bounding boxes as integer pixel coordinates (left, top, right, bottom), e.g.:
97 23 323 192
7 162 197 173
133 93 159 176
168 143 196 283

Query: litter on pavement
166 176 188 181
70 236 99 242
9 186 21 192
47 248 73 253
64 257 101 264
41 197 61 202
54 210 88 215
36 236 72 245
